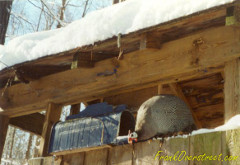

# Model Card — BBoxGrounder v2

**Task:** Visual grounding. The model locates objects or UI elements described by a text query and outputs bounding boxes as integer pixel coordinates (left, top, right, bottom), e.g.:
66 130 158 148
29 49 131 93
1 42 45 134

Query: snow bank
160 115 240 140
0 0 234 71
192 114 240 135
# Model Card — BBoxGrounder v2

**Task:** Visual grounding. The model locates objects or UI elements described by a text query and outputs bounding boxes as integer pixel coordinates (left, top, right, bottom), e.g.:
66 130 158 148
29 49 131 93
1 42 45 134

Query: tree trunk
26 134 33 159
0 0 13 44
57 0 66 28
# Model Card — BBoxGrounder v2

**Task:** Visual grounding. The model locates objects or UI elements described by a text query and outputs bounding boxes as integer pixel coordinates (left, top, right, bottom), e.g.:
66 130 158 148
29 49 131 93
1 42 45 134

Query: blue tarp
66 102 127 120
49 103 134 153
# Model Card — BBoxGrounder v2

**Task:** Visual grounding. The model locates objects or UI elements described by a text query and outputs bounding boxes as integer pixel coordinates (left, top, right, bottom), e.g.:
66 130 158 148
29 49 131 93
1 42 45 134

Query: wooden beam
39 103 62 157
224 59 240 122
71 53 95 69
9 113 44 136
0 115 9 162
1 26 240 117
139 34 161 50
51 145 112 156
104 86 158 113
226 6 240 26
169 83 202 128
70 104 80 115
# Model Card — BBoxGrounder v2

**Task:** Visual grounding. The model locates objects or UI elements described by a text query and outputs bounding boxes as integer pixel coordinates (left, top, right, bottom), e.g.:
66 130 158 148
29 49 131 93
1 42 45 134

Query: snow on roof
0 0 235 71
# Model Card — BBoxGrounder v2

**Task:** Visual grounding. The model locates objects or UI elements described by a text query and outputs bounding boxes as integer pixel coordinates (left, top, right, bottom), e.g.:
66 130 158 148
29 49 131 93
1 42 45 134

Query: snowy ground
0 0 235 71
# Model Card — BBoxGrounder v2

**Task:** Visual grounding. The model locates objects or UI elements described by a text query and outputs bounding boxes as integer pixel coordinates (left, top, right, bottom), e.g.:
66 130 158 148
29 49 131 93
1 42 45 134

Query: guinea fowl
128 95 196 143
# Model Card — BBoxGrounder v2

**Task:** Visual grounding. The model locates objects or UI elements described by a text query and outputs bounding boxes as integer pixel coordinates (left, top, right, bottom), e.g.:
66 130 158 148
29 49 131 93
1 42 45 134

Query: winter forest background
0 0 114 164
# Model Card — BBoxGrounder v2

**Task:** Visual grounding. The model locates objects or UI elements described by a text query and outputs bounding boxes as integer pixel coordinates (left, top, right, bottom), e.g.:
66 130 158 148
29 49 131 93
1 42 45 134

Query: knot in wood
193 38 204 47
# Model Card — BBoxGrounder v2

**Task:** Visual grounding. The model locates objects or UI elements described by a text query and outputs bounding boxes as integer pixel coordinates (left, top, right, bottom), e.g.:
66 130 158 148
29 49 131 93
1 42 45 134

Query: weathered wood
51 145 112 156
28 156 61 165
0 115 9 163
1 26 240 117
194 103 224 128
0 4 230 90
111 144 133 165
62 152 85 165
160 136 190 165
158 84 163 95
140 34 161 50
224 59 240 122
189 132 222 165
71 53 95 69
104 86 158 112
39 103 62 157
70 104 80 115
169 83 202 128
222 129 240 165
84 148 108 165
226 6 240 26
180 73 224 110
9 113 44 136
133 140 160 165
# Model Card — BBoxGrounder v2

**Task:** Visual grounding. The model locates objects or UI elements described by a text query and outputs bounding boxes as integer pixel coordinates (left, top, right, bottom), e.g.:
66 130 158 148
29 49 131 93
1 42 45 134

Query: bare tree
0 0 13 44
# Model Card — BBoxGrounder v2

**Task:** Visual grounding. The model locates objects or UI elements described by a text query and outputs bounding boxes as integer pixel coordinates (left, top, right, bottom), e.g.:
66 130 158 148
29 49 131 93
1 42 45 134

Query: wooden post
224 59 240 122
39 103 62 157
0 115 9 163
157 84 163 95
70 104 80 115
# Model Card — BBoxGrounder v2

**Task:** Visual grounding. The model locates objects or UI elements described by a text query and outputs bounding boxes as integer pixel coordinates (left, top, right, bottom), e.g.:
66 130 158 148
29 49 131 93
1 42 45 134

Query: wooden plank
39 103 62 157
1 26 240 117
111 144 133 165
159 136 190 165
84 148 108 165
189 132 222 165
9 113 44 136
51 145 112 156
169 83 202 128
222 129 240 165
28 156 61 165
133 140 160 165
0 115 9 162
104 86 158 112
224 59 240 122
62 152 85 165
194 103 224 128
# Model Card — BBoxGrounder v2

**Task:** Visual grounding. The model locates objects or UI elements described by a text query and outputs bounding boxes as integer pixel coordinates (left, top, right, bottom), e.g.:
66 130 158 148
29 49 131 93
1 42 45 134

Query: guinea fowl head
128 130 138 144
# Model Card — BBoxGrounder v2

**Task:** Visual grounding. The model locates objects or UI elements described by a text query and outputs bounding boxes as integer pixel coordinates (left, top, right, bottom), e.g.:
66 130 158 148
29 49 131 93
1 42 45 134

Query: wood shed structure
0 0 240 164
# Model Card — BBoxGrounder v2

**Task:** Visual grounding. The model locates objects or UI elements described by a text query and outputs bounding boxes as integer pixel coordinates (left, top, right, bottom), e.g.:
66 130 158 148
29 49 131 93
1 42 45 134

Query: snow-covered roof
0 0 235 71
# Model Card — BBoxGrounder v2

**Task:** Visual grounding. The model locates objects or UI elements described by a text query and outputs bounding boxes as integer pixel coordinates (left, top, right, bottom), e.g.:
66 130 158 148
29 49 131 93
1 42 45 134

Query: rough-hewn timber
1 26 240 117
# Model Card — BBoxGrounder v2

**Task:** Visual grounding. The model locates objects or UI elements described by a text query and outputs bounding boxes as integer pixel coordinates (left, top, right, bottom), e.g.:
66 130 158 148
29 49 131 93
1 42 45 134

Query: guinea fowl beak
128 130 138 144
